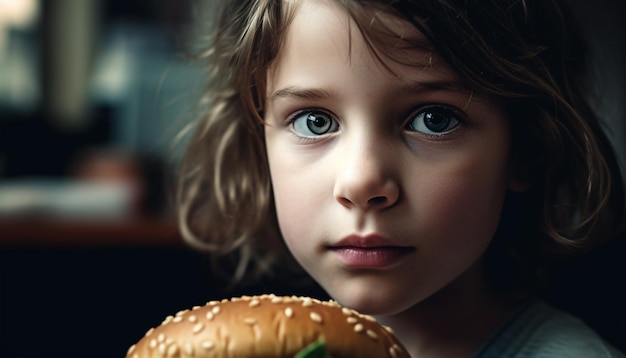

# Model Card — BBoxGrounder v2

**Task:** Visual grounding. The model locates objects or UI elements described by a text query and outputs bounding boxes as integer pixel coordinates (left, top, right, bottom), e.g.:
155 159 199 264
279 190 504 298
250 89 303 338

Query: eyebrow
269 86 333 101
269 79 469 102
399 79 468 93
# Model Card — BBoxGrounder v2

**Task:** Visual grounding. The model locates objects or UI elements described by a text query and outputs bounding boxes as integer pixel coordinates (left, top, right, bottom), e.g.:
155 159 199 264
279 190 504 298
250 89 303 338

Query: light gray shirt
473 300 624 357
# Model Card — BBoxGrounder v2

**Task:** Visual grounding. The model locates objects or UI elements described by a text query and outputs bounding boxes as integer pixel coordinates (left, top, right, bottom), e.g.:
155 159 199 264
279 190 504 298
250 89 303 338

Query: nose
333 140 400 211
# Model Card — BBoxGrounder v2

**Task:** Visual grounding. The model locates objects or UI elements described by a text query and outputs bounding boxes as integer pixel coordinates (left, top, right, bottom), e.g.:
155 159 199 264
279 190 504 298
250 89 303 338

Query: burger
126 294 410 358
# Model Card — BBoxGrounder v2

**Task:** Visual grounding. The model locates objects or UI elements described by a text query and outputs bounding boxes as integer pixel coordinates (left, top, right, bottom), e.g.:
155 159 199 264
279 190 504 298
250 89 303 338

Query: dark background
0 0 624 357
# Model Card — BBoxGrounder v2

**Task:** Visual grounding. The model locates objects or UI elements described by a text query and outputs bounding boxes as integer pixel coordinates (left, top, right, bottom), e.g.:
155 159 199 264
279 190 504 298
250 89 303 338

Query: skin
263 1 525 356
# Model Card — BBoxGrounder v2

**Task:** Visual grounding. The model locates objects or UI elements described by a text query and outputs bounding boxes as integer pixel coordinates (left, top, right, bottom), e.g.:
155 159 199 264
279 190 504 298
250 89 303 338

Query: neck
376 262 528 358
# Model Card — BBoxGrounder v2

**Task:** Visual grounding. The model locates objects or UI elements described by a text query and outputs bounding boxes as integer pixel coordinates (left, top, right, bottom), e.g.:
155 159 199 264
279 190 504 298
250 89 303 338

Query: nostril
367 196 387 206
337 197 353 207
335 181 400 210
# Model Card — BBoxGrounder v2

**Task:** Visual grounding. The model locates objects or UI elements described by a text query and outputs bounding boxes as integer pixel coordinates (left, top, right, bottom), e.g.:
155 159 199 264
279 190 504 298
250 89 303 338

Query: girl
176 0 625 356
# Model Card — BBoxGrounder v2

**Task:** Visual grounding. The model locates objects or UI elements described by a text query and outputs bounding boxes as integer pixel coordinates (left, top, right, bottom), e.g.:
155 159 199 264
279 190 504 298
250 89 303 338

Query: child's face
264 0 517 315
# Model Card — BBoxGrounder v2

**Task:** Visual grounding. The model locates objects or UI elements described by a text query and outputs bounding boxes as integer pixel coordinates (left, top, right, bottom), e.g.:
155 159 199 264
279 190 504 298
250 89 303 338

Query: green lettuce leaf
294 339 332 358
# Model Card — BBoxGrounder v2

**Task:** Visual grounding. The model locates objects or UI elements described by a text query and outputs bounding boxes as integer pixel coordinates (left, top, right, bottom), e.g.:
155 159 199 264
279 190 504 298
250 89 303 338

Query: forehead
269 0 451 82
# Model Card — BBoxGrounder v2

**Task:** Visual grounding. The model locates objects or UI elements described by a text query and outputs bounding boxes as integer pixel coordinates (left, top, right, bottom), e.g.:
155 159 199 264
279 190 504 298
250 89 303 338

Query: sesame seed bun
126 294 410 358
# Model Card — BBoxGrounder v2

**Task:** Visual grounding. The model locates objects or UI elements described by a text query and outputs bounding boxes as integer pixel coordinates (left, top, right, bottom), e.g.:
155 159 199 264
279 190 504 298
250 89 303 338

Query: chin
325 281 425 317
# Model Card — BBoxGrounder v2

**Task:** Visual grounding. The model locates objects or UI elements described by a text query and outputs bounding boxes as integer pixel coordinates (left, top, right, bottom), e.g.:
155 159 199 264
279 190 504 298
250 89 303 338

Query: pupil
307 113 330 134
424 112 450 132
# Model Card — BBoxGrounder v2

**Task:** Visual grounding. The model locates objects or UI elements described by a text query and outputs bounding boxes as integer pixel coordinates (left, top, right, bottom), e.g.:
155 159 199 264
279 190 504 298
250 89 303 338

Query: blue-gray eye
292 111 339 136
407 106 461 135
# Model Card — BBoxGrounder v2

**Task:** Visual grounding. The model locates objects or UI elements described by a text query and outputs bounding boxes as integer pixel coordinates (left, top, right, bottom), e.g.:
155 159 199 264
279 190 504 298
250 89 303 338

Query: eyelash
286 108 339 140
285 104 465 140
404 105 465 138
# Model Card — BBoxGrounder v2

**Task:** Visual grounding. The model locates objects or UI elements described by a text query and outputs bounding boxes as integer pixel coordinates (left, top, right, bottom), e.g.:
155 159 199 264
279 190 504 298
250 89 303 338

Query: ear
507 162 531 192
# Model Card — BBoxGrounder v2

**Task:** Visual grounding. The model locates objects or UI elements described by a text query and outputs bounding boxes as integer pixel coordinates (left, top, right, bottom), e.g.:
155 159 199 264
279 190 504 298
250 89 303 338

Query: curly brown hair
176 0 624 289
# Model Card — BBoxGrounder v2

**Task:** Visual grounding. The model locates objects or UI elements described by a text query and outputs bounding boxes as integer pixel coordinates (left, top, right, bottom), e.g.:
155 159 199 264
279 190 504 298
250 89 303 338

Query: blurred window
0 0 39 110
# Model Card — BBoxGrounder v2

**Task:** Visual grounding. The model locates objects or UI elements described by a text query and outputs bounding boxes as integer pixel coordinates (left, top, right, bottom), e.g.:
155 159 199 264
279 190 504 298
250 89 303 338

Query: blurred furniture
0 217 180 246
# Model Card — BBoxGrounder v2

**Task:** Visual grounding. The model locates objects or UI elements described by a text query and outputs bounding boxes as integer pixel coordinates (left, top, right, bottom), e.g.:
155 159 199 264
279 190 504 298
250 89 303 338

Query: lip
327 234 414 269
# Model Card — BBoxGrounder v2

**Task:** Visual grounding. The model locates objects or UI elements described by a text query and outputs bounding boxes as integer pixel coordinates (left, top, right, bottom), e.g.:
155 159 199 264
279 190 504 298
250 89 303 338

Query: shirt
472 300 625 357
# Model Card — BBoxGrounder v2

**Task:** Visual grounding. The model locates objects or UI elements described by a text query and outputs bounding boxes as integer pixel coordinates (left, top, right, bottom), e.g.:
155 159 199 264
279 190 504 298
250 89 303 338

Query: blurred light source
0 0 38 58
0 0 39 109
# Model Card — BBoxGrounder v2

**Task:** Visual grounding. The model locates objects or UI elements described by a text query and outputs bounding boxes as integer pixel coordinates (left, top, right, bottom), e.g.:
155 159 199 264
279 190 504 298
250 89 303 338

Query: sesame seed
203 341 215 350
188 315 197 323
176 310 188 317
390 346 399 358
184 342 194 355
384 325 395 335
309 312 323 323
173 316 183 323
302 299 313 307
366 329 379 340
285 307 294 318
206 312 214 320
167 344 179 357
354 323 364 333
145 327 155 336
158 343 167 355
162 315 174 325
149 339 158 349
212 306 221 314
342 307 352 316
243 317 257 325
362 314 377 322
158 333 165 343
193 323 205 334
249 299 260 307
126 344 136 355
393 344 405 357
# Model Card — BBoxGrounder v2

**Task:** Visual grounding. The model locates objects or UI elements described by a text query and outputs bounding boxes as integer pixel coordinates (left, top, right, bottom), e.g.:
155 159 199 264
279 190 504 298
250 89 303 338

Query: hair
176 0 625 290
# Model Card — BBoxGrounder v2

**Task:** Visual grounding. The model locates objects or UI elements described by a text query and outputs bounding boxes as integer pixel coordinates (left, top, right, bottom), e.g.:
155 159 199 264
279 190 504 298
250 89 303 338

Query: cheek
273 184 310 237
270 177 329 270
418 155 510 248
266 149 326 251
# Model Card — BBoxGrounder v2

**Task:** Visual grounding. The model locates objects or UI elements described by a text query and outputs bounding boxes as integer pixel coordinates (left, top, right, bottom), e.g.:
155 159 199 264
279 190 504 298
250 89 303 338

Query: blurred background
0 1 214 357
0 0 200 222
0 0 624 357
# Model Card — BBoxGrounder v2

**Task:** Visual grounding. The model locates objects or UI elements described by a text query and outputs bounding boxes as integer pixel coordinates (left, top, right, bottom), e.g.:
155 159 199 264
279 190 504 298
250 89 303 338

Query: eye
406 106 461 136
291 110 339 137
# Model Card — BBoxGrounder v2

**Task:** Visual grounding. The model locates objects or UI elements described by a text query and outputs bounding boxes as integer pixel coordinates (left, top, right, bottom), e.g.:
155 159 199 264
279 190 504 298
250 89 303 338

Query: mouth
327 235 415 269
